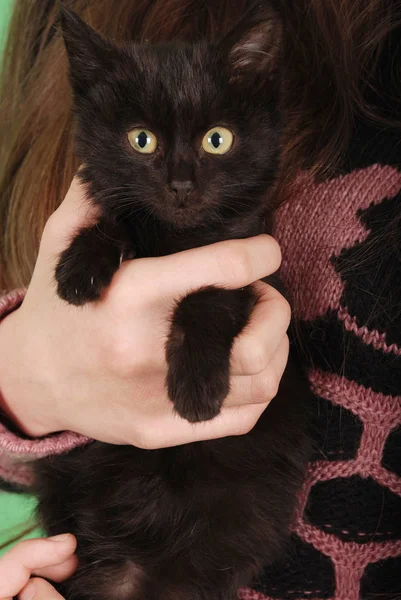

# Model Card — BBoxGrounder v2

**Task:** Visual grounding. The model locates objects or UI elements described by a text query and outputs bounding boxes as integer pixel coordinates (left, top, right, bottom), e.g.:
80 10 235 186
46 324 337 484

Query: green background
0 0 14 54
0 493 40 555
0 0 44 556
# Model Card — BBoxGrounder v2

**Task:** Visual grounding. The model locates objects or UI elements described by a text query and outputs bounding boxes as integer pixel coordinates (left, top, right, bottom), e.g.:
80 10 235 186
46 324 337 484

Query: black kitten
34 5 313 600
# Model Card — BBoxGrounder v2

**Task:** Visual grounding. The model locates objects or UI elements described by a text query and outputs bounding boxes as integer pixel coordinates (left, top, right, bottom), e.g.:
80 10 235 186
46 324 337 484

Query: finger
117 234 282 299
19 578 65 600
173 402 270 444
33 554 78 583
231 281 291 375
0 535 76 598
225 335 290 407
133 401 269 449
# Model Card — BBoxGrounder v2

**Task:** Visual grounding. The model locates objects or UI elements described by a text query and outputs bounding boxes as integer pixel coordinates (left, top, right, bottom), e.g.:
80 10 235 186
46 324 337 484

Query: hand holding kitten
0 177 289 447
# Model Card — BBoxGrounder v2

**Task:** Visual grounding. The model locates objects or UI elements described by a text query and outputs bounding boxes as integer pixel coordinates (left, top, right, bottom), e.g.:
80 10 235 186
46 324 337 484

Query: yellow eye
128 128 158 154
202 127 233 155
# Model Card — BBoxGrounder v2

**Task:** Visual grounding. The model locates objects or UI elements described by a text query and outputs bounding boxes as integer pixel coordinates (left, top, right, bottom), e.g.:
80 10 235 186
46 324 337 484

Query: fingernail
20 582 36 600
48 533 71 542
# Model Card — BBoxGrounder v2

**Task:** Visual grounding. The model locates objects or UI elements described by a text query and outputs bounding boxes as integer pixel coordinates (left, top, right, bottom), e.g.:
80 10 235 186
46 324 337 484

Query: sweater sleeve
0 289 91 487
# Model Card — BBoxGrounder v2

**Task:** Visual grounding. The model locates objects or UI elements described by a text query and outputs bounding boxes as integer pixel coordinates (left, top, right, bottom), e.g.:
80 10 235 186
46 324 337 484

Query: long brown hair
0 0 400 289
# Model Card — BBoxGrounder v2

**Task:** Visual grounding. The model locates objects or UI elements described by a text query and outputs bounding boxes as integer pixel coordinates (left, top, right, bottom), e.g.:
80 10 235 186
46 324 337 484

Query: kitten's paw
166 286 255 422
56 245 120 306
167 358 229 422
166 324 230 423
56 264 111 306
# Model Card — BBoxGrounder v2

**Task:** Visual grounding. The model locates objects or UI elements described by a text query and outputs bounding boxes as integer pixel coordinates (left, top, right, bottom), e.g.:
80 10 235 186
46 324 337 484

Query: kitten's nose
169 180 194 205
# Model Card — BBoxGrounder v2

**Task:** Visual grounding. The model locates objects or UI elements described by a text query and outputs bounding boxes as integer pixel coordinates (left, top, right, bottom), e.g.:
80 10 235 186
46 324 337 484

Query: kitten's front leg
166 286 256 422
56 218 132 306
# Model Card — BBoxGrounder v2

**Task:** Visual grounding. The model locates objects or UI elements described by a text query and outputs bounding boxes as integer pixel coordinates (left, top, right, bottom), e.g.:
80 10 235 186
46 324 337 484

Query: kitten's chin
156 206 210 229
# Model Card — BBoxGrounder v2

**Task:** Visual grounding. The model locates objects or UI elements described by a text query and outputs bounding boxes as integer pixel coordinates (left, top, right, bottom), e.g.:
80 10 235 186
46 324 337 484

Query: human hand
0 177 290 448
0 534 77 600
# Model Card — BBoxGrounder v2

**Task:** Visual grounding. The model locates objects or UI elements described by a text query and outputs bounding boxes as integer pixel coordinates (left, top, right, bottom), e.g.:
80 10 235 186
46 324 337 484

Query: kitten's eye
202 127 233 155
128 129 158 154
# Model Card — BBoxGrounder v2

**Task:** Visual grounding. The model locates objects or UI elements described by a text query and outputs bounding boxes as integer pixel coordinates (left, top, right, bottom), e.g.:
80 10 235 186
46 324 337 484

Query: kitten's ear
59 3 115 93
221 4 282 85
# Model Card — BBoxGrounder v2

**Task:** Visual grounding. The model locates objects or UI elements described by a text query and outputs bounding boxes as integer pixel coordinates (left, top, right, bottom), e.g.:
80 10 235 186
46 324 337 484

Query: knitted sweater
1 30 400 600
241 29 401 600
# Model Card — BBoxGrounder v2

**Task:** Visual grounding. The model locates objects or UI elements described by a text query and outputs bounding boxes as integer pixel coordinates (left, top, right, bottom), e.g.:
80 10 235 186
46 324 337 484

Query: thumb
19 578 65 600
41 175 100 257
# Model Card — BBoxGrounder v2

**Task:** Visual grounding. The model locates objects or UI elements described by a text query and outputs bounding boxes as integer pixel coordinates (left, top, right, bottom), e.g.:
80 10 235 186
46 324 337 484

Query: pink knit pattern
239 593 329 600
0 289 90 486
0 288 25 317
290 370 401 600
273 164 401 323
237 165 401 600
338 307 401 356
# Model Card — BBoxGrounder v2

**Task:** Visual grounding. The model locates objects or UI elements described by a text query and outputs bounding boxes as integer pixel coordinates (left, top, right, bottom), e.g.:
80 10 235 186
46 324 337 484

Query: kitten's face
62 8 282 230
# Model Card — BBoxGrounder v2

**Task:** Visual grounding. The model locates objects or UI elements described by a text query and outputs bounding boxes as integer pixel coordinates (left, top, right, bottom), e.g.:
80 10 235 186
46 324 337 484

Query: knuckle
270 236 282 267
238 338 268 375
280 297 292 327
234 414 258 436
261 371 280 401
216 243 252 285
105 332 135 376
282 333 290 356
132 429 159 450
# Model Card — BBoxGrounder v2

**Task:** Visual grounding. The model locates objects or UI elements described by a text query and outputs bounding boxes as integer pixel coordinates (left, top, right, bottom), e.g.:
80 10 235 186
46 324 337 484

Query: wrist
0 308 31 435
0 308 54 438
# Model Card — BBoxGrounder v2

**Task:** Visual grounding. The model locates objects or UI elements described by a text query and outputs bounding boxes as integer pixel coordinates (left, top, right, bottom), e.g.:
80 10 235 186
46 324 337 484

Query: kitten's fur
34 5 313 599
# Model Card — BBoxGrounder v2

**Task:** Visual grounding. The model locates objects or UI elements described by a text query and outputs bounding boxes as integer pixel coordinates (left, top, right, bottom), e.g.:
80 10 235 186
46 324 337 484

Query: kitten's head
61 4 282 232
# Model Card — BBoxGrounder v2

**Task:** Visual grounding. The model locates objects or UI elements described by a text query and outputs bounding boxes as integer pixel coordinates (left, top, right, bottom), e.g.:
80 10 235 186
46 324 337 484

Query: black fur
34 5 313 599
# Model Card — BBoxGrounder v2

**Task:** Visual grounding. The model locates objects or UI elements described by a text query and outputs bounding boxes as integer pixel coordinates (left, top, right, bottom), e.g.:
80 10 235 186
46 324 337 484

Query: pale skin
0 178 290 594
0 535 77 600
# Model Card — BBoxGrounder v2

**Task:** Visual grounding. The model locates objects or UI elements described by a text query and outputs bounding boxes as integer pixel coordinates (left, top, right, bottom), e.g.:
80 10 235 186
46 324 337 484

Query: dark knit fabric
238 24 401 600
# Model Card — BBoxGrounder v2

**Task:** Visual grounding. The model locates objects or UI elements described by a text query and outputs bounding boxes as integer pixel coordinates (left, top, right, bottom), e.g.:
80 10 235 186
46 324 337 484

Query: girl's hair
0 0 400 289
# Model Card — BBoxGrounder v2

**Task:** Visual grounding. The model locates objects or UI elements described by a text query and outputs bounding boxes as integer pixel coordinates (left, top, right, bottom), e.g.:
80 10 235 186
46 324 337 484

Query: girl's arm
0 290 88 488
